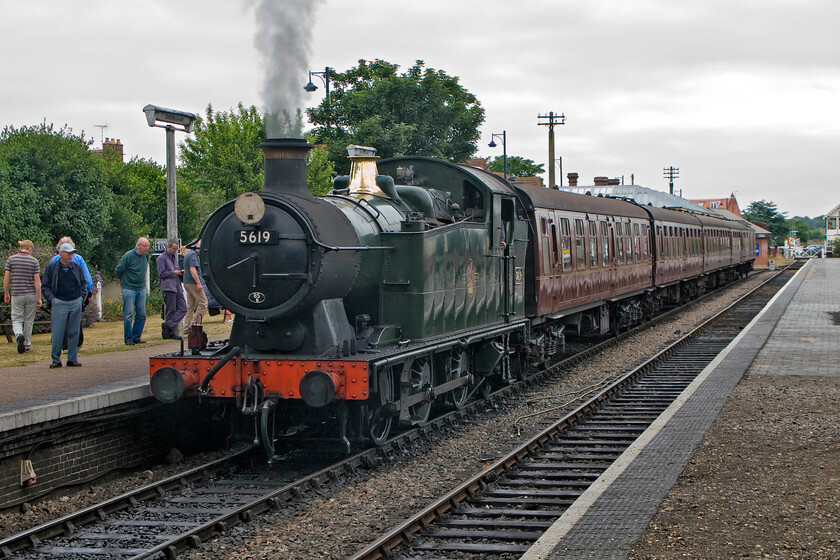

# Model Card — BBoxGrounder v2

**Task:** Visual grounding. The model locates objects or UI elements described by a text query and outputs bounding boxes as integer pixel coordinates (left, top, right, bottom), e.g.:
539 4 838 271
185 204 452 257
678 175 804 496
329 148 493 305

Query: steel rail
0 267 782 559
347 263 799 559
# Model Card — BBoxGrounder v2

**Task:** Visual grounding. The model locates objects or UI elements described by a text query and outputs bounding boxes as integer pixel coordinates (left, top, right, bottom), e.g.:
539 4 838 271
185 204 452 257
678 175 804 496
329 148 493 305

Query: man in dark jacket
157 239 186 340
42 243 88 368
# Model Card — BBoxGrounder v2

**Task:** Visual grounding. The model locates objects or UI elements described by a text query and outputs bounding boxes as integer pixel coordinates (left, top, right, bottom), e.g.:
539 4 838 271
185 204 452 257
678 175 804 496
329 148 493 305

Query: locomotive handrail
308 236 393 253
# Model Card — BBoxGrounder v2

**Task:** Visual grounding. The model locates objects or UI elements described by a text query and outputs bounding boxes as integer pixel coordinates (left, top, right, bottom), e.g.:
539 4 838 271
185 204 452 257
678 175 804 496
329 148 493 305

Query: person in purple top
156 239 186 340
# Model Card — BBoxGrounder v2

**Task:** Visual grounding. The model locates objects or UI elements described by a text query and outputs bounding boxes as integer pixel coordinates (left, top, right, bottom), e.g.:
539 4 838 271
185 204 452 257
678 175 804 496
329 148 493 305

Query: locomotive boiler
149 137 754 458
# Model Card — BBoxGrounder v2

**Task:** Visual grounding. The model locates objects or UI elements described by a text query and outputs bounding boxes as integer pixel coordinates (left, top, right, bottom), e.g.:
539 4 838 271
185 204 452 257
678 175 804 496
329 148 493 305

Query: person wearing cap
42 243 88 368
48 237 93 293
156 239 186 340
48 236 93 349
3 240 42 354
114 237 151 345
182 239 207 336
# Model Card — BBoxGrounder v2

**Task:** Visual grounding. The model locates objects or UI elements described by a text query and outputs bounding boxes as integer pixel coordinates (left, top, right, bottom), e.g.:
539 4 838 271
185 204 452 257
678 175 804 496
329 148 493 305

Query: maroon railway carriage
513 186 754 337
515 187 652 323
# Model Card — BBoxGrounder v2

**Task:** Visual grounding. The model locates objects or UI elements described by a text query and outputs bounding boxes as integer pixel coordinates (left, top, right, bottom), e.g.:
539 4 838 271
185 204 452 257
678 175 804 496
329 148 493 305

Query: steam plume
253 0 324 139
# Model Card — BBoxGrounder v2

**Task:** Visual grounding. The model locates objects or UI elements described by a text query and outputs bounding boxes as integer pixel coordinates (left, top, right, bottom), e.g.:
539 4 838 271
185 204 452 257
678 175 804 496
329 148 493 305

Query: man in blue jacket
42 243 88 368
156 239 186 340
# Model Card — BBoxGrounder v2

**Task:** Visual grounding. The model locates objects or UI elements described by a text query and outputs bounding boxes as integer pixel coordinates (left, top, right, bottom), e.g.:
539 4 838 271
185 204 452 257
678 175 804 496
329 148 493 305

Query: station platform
0 339 177 433
521 258 831 560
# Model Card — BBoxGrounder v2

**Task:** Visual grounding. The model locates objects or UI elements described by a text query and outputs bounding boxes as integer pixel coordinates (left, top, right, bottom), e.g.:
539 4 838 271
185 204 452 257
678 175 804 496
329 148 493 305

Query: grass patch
0 314 233 368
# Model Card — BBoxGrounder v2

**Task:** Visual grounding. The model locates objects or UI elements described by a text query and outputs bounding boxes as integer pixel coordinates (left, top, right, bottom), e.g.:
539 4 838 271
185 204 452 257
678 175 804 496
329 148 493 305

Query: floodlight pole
165 126 177 241
143 104 197 243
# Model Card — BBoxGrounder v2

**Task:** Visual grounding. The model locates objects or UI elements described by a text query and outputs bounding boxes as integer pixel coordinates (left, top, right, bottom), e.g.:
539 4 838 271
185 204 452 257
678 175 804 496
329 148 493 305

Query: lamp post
143 105 197 242
538 112 565 189
304 67 331 130
488 131 507 180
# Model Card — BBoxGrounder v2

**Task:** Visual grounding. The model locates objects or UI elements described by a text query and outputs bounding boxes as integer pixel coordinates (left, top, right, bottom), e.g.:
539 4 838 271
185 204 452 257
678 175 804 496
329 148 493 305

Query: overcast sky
2 0 837 218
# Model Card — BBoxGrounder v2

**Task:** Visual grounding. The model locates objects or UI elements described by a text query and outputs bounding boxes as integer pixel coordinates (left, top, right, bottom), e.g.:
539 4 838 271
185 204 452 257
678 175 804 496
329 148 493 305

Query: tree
0 124 113 259
743 200 789 245
179 105 334 215
486 155 544 178
306 59 485 173
0 157 41 247
304 133 335 196
179 103 267 218
787 218 813 244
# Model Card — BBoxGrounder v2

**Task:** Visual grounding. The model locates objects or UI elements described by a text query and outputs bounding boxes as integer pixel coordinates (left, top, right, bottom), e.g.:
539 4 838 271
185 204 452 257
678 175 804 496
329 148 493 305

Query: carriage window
589 220 598 267
615 223 624 265
550 223 559 266
633 223 641 262
600 221 610 266
575 219 586 270
561 218 572 271
641 224 649 260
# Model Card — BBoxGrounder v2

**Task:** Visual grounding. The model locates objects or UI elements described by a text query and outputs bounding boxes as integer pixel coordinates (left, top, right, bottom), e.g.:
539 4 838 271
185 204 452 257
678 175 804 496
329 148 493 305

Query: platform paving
521 258 829 559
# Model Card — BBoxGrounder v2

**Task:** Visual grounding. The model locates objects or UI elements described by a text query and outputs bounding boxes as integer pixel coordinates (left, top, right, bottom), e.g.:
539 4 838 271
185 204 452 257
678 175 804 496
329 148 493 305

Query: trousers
10 293 37 348
50 297 82 364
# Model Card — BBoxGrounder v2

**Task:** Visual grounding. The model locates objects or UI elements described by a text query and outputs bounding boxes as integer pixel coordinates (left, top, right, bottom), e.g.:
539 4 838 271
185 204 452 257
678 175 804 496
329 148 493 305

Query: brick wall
0 399 219 510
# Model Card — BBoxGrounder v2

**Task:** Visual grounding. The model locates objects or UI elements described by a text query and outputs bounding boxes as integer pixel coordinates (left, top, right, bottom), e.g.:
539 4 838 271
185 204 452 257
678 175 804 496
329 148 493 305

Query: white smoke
253 0 324 139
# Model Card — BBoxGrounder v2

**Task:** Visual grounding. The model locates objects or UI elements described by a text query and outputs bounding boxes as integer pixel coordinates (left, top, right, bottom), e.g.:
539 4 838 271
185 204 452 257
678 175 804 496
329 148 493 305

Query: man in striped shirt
3 240 42 353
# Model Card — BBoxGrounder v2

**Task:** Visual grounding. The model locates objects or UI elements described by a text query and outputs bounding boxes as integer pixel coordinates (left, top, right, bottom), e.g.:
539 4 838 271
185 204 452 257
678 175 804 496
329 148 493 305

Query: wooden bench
0 304 51 343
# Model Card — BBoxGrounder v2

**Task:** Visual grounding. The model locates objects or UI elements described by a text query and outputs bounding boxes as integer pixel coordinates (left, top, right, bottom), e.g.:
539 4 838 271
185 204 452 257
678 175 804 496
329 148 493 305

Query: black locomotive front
199 138 361 354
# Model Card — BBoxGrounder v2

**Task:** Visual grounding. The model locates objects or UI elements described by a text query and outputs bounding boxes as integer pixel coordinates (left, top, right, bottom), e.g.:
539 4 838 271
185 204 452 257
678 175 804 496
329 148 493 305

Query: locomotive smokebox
198 135 362 354
259 137 312 198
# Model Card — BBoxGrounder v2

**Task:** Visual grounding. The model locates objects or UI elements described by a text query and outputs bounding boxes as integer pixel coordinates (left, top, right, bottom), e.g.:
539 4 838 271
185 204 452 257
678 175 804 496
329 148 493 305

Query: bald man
114 237 150 345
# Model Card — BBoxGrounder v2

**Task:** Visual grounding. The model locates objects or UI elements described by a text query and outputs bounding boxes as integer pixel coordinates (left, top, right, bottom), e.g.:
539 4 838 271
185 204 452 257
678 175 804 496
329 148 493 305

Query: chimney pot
567 172 578 187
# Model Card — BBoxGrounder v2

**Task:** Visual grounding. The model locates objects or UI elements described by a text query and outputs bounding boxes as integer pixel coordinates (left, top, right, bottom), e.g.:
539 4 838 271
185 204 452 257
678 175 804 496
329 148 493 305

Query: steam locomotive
149 138 755 457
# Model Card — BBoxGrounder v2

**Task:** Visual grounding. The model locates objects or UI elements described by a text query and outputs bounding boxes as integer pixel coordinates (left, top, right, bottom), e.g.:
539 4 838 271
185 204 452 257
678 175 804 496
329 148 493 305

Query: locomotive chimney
258 138 312 197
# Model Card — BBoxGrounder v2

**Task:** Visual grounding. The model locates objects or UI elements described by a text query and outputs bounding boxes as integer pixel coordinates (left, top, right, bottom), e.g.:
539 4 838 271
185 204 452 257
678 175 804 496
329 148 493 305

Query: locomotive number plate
238 230 278 245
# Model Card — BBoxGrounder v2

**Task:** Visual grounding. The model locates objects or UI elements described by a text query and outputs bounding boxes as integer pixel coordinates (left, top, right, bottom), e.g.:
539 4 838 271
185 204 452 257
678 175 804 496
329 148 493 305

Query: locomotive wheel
407 358 432 426
367 368 394 446
447 350 469 410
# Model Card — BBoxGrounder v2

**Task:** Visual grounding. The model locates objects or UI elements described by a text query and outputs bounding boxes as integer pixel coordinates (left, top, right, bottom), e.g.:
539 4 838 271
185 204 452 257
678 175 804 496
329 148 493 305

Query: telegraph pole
538 112 565 189
663 166 680 195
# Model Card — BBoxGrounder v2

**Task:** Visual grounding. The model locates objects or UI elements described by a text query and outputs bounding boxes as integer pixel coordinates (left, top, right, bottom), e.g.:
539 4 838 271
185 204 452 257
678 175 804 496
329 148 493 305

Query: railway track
0 268 788 559
348 263 800 559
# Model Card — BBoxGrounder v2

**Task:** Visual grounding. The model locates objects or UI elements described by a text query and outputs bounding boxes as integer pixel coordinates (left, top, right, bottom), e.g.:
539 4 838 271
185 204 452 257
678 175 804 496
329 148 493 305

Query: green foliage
179 103 266 219
179 105 337 204
0 124 113 258
486 155 544 178
304 133 335 196
787 217 816 244
306 59 485 173
743 200 789 245
788 215 825 244
0 158 42 246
